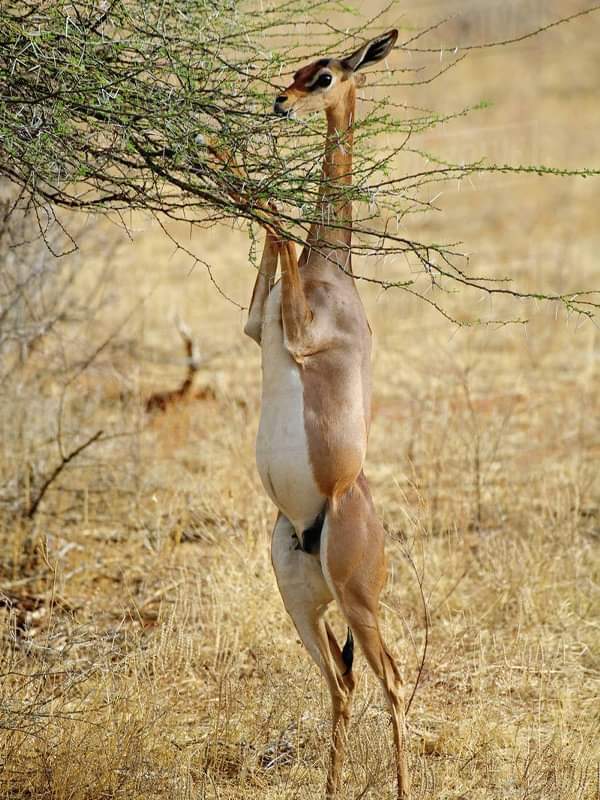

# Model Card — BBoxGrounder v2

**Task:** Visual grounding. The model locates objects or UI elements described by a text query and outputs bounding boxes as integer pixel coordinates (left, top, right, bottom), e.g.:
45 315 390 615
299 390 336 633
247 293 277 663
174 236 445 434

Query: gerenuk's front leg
244 228 280 346
279 240 314 360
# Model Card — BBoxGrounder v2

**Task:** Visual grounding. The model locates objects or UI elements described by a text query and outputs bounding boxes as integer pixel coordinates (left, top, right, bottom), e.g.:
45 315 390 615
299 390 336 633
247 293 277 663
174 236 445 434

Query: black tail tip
342 627 354 675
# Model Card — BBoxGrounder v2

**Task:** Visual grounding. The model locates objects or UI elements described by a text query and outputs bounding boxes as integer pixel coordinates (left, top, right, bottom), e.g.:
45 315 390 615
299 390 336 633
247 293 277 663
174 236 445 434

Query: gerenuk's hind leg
271 513 356 798
322 474 410 800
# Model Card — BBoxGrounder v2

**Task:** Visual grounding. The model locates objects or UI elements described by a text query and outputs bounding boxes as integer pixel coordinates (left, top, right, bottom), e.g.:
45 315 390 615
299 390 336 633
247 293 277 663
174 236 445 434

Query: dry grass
1 2 599 798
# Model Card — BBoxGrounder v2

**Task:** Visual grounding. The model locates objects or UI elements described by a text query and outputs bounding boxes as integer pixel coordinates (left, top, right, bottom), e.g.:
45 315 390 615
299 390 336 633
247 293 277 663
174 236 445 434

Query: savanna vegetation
1 1 599 798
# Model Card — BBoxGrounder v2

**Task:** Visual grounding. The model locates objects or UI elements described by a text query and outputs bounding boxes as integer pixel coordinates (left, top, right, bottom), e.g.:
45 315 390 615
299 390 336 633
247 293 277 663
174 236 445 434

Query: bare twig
403 4 600 53
26 429 104 519
401 542 430 715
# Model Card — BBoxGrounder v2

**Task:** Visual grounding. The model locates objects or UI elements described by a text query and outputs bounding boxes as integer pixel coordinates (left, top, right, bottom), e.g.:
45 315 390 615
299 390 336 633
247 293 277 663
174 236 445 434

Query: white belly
256 284 324 534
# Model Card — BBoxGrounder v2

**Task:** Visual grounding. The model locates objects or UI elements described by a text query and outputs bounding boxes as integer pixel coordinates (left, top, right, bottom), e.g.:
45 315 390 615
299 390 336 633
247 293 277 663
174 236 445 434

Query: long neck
307 84 356 257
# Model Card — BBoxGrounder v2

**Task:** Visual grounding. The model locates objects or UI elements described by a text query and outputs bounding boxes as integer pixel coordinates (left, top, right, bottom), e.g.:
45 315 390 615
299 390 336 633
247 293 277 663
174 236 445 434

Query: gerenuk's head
273 29 398 118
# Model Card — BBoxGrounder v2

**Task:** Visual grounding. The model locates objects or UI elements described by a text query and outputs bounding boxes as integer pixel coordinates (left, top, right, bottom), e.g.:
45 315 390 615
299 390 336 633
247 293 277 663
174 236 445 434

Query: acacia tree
1 0 599 321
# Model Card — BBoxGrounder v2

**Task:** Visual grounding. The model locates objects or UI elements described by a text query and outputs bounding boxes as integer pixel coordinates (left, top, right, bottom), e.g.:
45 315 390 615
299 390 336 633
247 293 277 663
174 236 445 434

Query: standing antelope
243 30 409 799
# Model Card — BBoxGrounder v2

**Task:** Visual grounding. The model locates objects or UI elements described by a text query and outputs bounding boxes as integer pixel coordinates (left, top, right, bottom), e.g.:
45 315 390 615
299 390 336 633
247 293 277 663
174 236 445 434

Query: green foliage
1 0 599 320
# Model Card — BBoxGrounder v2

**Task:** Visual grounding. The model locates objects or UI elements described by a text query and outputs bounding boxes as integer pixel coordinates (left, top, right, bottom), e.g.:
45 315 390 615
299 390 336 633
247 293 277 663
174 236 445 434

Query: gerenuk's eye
315 73 333 89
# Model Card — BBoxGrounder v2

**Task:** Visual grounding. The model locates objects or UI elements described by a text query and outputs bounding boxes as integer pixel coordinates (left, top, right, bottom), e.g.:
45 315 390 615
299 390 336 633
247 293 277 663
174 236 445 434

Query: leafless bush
0 185 116 523
0 185 112 381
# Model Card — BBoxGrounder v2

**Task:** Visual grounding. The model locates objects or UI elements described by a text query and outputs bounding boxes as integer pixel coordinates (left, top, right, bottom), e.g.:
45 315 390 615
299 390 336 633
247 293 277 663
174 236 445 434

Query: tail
342 628 354 676
301 505 326 554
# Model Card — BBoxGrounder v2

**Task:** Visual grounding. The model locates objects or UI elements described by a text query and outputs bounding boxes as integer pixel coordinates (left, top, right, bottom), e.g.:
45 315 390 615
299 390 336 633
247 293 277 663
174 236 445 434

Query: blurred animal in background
145 317 214 414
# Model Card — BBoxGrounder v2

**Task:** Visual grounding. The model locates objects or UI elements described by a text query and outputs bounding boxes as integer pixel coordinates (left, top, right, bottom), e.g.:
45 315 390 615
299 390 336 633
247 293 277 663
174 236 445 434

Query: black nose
273 95 289 116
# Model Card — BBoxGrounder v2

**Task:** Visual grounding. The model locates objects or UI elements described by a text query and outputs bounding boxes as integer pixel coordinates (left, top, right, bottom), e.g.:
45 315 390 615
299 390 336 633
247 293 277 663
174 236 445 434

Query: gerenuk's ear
341 29 398 73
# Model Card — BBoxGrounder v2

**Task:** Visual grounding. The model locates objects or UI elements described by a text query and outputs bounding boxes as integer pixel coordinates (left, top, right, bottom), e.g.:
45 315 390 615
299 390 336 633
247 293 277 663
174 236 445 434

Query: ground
1 2 599 798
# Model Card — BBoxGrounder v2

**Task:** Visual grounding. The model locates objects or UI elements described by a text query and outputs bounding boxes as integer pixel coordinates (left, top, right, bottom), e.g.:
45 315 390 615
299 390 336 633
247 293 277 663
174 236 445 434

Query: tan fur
246 30 409 798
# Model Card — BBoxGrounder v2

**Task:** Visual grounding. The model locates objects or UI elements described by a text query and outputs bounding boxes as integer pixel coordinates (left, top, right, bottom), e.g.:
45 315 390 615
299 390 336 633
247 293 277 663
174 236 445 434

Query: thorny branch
1 1 599 321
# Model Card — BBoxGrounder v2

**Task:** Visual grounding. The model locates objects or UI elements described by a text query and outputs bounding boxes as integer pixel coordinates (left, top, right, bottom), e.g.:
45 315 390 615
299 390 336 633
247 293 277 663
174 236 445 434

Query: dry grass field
1 2 599 798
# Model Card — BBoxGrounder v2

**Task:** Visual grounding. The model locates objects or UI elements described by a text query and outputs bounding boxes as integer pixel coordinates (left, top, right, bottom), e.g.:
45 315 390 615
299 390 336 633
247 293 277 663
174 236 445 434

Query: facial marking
292 59 333 91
